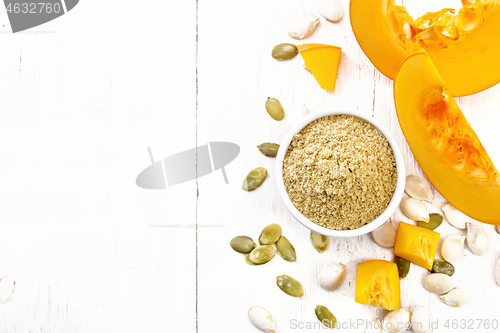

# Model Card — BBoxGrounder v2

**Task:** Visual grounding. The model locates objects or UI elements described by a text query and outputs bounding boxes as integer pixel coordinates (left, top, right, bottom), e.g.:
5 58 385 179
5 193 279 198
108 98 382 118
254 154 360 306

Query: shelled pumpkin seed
276 274 304 297
245 254 256 266
248 245 276 265
315 305 337 329
311 231 329 253
431 259 455 276
257 143 280 157
417 213 443 230
230 236 256 254
265 97 285 121
276 236 297 262
272 43 298 60
259 224 282 245
242 167 267 191
394 256 410 279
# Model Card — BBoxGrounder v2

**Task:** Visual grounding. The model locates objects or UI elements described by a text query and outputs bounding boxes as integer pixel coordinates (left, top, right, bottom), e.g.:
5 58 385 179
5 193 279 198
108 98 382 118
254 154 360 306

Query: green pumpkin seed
276 236 296 262
245 254 256 265
230 236 256 254
431 259 455 276
394 256 410 279
417 213 443 230
257 143 280 157
272 43 298 60
276 274 304 297
311 231 329 253
259 223 282 245
242 167 267 191
265 97 284 121
248 245 276 265
315 305 337 329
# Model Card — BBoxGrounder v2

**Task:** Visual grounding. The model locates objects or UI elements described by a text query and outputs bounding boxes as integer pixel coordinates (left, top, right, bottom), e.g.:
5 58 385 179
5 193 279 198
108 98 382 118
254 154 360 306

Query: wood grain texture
0 0 498 332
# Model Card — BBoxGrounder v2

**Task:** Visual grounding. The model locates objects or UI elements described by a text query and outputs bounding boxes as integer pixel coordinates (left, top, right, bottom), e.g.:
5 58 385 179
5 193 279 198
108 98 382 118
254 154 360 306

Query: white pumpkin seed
441 204 470 229
440 289 468 307
371 222 396 248
411 306 431 333
405 175 433 202
401 198 429 222
466 222 488 255
319 262 345 291
494 258 500 287
440 234 466 263
248 306 276 333
423 273 459 294
319 0 344 23
288 14 320 40
383 309 411 333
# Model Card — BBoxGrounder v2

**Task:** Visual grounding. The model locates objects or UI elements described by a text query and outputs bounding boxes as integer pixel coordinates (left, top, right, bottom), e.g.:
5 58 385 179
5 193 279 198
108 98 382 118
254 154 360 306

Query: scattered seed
431 259 455 276
319 0 344 23
276 274 304 297
401 198 429 222
441 204 469 229
242 167 267 191
405 175 433 202
288 14 320 40
257 143 280 157
230 236 256 254
466 222 488 255
440 234 465 263
394 256 410 279
311 231 329 253
319 262 345 290
423 273 458 294
383 309 411 333
411 306 431 333
276 236 297 262
245 254 256 266
248 306 276 333
265 97 285 121
259 223 282 245
440 289 468 307
371 222 396 248
272 43 298 60
315 305 337 329
248 245 276 265
417 213 443 230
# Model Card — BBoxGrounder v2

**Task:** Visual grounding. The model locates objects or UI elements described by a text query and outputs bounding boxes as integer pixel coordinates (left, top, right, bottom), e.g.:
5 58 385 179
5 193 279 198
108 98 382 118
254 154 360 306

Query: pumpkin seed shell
315 305 337 329
265 97 285 121
230 236 256 254
276 236 297 262
248 245 276 265
272 43 298 60
257 143 280 157
242 167 267 191
417 213 443 230
311 231 329 253
431 259 455 276
276 274 304 297
394 256 410 279
259 223 282 245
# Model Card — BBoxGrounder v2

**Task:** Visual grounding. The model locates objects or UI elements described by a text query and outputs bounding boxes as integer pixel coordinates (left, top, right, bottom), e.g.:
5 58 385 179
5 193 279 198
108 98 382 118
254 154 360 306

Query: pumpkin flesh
350 0 500 96
394 53 500 224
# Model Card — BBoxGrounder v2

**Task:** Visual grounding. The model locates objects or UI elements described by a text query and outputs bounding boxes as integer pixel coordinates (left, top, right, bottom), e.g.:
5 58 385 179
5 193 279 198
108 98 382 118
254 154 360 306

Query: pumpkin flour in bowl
282 115 398 230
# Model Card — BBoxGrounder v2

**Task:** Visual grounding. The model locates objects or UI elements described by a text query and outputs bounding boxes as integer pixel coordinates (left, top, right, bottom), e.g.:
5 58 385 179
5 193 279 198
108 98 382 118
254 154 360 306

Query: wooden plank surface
0 0 498 332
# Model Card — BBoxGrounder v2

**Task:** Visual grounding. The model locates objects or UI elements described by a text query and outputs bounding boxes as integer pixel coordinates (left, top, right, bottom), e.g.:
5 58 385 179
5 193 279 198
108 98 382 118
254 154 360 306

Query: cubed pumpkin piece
355 260 400 311
297 44 341 92
394 222 440 270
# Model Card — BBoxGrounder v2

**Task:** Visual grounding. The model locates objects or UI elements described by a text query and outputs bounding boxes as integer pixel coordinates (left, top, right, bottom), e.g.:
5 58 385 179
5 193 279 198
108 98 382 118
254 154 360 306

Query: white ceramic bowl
275 108 406 238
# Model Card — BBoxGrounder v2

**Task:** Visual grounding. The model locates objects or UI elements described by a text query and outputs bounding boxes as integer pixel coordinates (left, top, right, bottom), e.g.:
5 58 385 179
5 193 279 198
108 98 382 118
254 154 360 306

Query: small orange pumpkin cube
355 260 400 311
394 222 440 270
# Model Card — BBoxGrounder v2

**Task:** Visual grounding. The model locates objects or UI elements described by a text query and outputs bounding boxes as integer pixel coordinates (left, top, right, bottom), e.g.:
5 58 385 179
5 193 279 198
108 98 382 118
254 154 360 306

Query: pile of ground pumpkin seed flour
283 115 398 230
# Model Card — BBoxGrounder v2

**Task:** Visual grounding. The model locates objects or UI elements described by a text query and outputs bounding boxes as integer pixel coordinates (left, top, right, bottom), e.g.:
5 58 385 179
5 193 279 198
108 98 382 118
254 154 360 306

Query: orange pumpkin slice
350 0 500 96
394 53 500 224
297 44 341 92
355 260 400 311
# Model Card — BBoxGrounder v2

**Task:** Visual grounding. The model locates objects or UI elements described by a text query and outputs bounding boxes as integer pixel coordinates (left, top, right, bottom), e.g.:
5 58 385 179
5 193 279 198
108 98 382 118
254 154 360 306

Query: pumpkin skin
394 53 500 224
350 0 500 97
